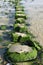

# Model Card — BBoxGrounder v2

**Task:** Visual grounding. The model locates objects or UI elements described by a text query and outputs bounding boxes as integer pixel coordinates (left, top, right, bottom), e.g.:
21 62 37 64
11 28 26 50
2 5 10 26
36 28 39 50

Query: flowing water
0 0 15 62
0 0 43 65
0 0 15 46
0 0 15 25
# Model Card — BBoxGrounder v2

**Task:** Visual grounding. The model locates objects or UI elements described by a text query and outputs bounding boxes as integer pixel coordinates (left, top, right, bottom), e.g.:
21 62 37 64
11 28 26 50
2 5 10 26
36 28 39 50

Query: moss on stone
15 18 25 24
5 48 37 62
15 11 25 14
0 25 7 30
11 33 19 42
15 6 24 11
15 13 27 19
13 23 28 33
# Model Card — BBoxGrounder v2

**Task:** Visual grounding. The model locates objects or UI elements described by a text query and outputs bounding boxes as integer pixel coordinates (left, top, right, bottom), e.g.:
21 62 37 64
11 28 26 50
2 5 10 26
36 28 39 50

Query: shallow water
0 0 15 46
0 0 15 25
0 0 43 65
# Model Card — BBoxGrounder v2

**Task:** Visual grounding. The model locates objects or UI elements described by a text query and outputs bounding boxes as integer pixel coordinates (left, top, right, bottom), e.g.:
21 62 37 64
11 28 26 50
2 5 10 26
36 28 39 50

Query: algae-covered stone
11 32 27 42
15 6 24 11
15 18 25 23
11 33 19 42
9 44 32 53
15 11 25 14
0 25 7 30
15 14 27 19
5 44 37 62
13 23 28 33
